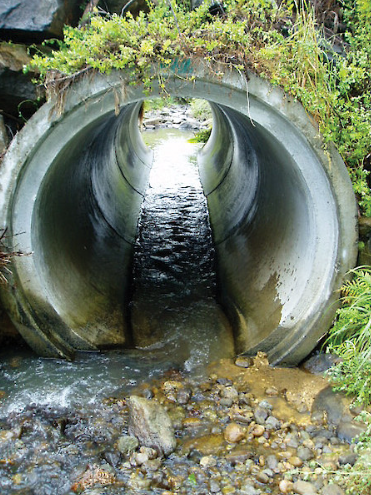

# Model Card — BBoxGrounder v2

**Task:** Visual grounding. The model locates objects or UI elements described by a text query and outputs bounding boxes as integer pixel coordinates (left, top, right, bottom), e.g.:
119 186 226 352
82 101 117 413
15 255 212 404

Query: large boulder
0 0 83 41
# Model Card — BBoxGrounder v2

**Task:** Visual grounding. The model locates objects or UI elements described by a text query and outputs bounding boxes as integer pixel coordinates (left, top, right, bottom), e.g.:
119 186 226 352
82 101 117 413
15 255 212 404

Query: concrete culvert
0 63 358 364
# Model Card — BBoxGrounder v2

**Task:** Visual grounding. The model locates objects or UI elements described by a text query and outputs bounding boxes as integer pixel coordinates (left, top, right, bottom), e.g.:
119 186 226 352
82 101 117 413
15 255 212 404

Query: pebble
200 455 217 468
254 407 269 424
297 446 315 461
117 435 139 455
321 484 346 495
250 424 265 437
288 456 304 467
279 479 294 493
235 356 253 368
292 480 318 494
223 423 245 443
336 421 366 443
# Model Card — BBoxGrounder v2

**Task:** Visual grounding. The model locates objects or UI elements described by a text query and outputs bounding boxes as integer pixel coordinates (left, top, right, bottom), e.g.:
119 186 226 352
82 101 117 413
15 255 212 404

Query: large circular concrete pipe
0 64 358 363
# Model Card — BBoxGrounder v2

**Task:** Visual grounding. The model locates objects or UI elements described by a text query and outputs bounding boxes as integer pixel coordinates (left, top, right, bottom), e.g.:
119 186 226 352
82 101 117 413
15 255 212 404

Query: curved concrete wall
0 64 358 363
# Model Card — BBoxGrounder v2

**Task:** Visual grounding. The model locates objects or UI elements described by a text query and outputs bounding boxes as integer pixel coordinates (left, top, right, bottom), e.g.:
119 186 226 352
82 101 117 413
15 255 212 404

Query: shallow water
0 126 235 494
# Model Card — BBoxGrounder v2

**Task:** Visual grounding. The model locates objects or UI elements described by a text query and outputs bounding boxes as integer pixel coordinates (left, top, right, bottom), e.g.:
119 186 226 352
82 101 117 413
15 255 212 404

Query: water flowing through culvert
0 126 235 495
130 127 234 371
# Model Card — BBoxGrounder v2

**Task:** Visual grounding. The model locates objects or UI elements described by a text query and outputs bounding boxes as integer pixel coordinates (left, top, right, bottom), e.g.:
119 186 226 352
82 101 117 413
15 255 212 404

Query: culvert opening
0 69 358 364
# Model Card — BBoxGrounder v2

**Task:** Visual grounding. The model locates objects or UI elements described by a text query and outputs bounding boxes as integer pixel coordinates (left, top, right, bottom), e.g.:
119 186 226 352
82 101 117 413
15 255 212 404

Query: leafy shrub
27 0 371 214
325 267 371 406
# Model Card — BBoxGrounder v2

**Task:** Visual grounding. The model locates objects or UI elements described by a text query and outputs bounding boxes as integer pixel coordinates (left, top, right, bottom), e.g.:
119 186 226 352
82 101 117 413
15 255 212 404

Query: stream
0 123 357 495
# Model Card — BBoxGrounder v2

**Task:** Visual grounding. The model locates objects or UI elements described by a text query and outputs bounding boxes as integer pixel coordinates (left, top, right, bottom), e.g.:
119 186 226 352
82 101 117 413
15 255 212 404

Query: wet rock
210 479 221 493
225 446 253 464
285 432 300 449
0 42 42 127
336 421 366 443
200 455 217 468
130 446 158 466
128 395 176 456
256 471 269 484
321 484 345 495
312 386 353 425
288 456 304 467
229 405 253 424
71 464 116 493
292 479 318 494
266 454 279 470
182 433 225 456
104 451 120 467
117 434 139 455
302 353 342 375
221 386 239 403
223 423 245 443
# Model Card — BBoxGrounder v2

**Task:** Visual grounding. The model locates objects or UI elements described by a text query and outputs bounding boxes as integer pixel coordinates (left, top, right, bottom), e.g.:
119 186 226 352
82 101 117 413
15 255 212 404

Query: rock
221 386 239 403
338 451 358 466
235 356 254 368
288 456 303 467
223 423 245 443
265 416 281 430
265 386 279 396
302 353 342 375
266 454 279 470
182 433 225 456
117 435 139 455
250 424 265 437
256 471 269 484
254 407 269 424
321 485 345 495
0 0 82 41
297 446 315 462
279 479 294 493
293 480 318 494
285 432 299 449
336 421 366 443
312 386 353 426
225 446 253 464
200 455 217 468
240 482 261 495
128 395 176 456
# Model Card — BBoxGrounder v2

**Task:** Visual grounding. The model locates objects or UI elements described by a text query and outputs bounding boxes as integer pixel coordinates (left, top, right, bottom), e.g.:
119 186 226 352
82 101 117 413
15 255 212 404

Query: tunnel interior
1 70 357 364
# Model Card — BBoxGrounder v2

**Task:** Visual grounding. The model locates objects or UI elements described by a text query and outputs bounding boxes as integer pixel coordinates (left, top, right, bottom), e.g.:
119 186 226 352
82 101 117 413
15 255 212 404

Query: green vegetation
326 267 371 407
27 0 371 214
325 267 371 493
188 127 212 143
